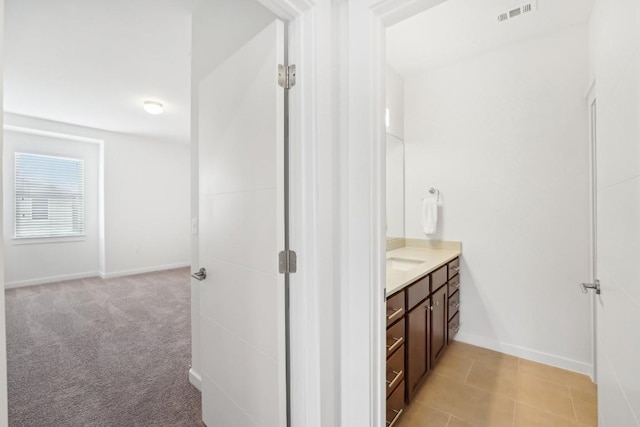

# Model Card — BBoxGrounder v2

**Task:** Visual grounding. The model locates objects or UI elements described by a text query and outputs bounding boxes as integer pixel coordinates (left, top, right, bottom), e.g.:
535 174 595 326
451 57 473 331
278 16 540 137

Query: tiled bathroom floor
398 342 597 427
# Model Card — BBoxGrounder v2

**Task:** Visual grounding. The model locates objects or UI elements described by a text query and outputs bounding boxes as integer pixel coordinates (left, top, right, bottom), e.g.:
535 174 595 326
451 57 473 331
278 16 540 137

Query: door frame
340 0 447 425
257 0 330 426
586 81 597 382
226 1 326 425
0 1 9 424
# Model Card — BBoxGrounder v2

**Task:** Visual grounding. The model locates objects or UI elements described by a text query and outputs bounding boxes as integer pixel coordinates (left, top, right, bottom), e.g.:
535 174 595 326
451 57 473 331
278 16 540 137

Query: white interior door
594 52 640 423
196 20 286 427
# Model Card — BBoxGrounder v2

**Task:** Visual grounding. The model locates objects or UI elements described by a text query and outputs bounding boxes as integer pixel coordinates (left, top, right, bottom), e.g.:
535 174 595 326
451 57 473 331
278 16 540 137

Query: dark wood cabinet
386 318 404 358
448 289 460 320
430 284 448 367
386 291 405 327
406 299 430 400
386 343 405 397
385 255 461 424
448 312 460 344
386 379 405 427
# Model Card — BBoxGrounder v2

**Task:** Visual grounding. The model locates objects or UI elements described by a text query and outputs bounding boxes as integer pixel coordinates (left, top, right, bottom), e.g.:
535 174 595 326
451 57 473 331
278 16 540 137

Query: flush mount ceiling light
143 101 163 115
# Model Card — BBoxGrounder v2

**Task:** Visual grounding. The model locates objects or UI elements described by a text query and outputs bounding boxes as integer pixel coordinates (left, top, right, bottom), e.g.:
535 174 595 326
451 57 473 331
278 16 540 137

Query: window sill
12 235 87 245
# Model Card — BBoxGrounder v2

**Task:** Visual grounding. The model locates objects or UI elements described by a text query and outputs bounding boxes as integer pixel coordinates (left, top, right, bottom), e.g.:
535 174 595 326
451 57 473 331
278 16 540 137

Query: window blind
15 153 85 238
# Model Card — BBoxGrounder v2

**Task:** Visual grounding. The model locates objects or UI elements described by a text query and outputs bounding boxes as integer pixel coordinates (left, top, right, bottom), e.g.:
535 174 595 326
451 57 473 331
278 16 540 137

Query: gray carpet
5 267 205 427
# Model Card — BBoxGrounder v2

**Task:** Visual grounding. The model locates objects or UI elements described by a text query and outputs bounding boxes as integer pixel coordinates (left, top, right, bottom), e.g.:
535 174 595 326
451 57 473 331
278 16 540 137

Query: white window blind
15 153 85 239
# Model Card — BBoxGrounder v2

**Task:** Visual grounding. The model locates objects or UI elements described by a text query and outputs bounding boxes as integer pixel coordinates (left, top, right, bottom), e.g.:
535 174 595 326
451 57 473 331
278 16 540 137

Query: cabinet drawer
386 380 405 427
386 344 405 397
448 312 460 344
386 318 405 358
407 275 429 310
448 290 460 320
431 265 448 293
448 274 460 296
386 291 405 327
448 258 460 279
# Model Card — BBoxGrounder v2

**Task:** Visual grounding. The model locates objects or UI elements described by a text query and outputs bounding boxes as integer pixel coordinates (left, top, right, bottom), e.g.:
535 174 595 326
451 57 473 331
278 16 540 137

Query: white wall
3 113 190 283
386 65 405 238
3 129 100 286
386 64 404 139
404 25 593 373
386 134 404 238
189 0 276 391
102 132 190 277
589 0 640 424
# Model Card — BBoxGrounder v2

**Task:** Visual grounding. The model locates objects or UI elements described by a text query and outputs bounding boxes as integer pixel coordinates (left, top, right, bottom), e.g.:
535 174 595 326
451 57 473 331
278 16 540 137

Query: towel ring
428 187 440 202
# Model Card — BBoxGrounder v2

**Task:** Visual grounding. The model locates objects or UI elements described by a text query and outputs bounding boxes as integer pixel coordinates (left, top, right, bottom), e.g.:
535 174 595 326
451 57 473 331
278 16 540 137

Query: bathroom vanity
385 240 461 427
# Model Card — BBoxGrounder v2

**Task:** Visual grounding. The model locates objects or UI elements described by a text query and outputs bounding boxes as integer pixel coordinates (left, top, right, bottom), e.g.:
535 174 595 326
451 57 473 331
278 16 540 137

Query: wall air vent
497 0 537 22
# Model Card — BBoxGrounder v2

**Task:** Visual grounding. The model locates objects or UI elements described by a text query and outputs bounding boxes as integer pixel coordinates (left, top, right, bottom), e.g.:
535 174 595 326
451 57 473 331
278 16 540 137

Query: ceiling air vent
497 0 537 22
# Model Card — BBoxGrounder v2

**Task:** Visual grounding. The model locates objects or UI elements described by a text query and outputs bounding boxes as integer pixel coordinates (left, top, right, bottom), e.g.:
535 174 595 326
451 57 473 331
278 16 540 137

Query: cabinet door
430 285 448 367
406 300 430 401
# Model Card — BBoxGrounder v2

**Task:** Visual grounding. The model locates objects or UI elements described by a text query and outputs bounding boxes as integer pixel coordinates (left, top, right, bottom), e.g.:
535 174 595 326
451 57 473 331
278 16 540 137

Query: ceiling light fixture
143 101 163 115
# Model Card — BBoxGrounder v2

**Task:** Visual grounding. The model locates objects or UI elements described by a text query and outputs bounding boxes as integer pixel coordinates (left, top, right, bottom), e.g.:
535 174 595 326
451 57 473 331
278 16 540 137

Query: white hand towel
422 197 438 234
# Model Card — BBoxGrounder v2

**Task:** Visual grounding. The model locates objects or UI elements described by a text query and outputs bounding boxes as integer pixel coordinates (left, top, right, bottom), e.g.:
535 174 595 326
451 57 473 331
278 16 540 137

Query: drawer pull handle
387 408 404 427
450 324 460 332
426 305 434 311
452 265 460 272
386 369 403 390
450 283 459 289
386 336 403 354
387 307 403 322
449 302 460 309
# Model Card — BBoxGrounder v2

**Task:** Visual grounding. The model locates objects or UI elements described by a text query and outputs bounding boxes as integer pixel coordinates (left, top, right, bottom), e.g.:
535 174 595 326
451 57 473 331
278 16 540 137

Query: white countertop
386 246 461 297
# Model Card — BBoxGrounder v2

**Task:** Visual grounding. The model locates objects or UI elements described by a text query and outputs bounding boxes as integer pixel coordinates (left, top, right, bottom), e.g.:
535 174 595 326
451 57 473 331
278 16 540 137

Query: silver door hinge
278 64 296 89
279 250 297 274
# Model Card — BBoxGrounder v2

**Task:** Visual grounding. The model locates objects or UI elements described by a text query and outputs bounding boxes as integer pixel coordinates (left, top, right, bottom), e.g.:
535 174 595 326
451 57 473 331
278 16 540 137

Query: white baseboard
100 262 191 279
5 271 100 289
5 262 191 288
189 368 202 391
455 331 593 377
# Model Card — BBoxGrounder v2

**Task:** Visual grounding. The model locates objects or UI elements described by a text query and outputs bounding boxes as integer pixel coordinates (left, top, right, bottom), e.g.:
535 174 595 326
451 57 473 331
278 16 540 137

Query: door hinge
279 250 297 274
278 64 296 89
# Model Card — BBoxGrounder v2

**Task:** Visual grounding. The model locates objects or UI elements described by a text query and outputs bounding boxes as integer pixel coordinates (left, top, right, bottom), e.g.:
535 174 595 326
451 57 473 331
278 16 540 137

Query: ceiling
4 0 198 144
386 0 595 77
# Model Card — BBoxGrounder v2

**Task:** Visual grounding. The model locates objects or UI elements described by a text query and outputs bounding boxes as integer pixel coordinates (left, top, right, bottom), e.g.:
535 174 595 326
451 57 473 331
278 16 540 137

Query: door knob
191 267 207 281
580 280 600 295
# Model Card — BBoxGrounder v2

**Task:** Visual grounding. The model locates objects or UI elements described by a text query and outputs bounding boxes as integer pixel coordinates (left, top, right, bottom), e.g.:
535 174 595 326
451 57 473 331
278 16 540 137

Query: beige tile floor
398 342 597 427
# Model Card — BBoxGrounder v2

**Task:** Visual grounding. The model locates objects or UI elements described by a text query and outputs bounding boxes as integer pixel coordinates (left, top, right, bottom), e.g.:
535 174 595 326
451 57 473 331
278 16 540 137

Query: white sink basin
386 257 423 271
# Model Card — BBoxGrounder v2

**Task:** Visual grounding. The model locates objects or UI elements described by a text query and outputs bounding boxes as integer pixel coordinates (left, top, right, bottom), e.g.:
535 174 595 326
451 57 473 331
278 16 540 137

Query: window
15 153 85 239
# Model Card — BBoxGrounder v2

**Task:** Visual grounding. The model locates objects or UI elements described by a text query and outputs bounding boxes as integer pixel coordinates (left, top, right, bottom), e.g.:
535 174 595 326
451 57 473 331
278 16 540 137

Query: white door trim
340 0 446 425
254 1 328 425
586 82 597 383
0 1 10 425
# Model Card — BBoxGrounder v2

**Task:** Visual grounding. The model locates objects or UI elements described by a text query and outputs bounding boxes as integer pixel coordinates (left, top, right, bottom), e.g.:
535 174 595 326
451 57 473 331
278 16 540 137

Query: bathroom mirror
386 132 405 240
